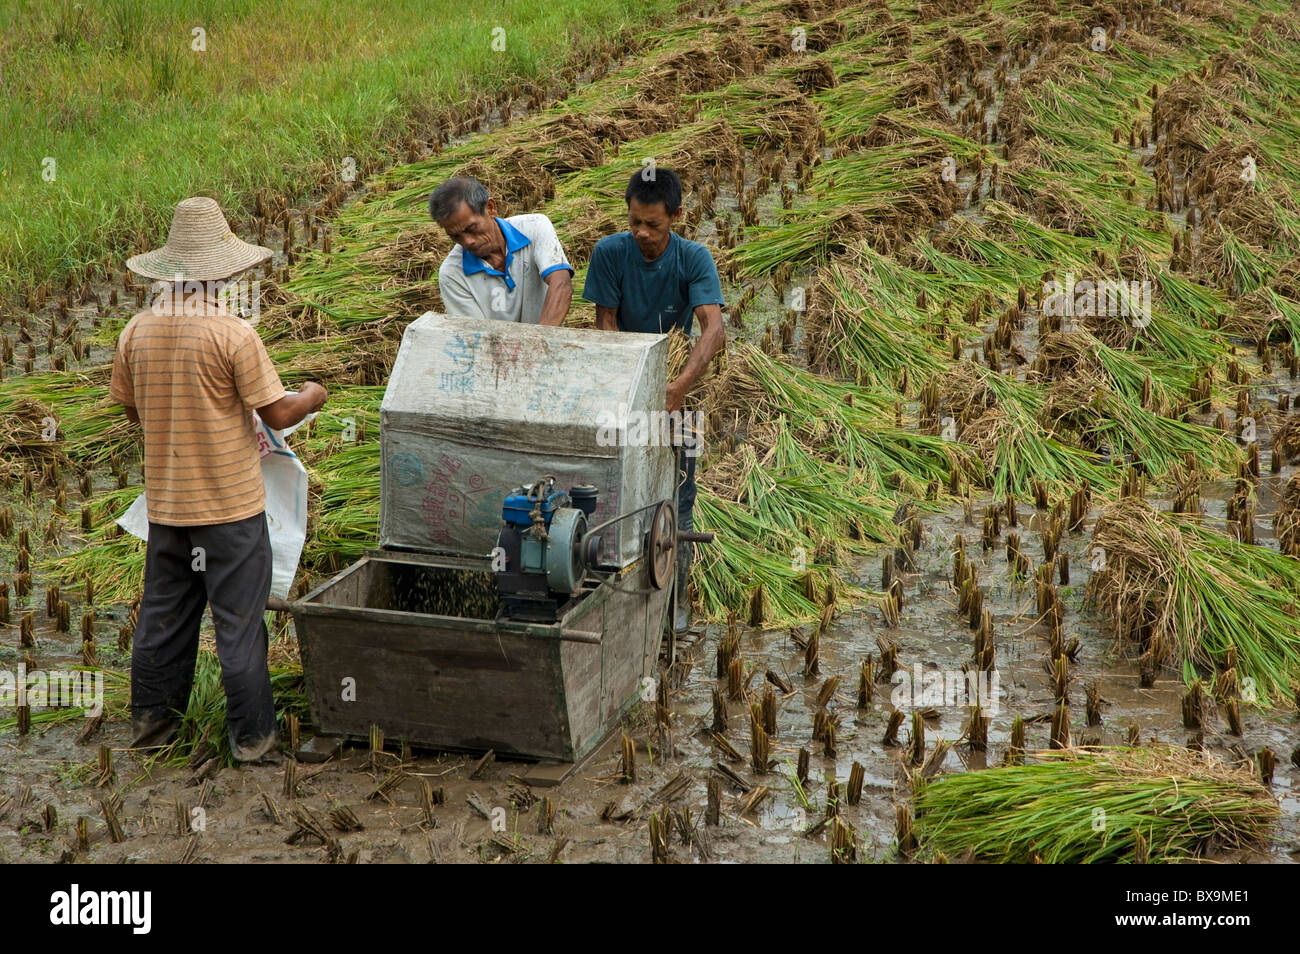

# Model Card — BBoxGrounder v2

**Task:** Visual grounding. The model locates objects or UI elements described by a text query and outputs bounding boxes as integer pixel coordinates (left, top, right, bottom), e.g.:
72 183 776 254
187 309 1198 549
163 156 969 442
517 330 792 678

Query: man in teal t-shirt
582 168 726 635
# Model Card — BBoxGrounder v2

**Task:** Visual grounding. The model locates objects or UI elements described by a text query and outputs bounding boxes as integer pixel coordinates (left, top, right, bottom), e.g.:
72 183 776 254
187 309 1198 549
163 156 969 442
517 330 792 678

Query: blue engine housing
502 488 571 530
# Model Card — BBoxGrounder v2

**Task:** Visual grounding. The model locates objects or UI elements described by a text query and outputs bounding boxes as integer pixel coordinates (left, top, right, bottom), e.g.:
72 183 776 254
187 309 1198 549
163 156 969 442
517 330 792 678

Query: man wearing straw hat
110 196 328 763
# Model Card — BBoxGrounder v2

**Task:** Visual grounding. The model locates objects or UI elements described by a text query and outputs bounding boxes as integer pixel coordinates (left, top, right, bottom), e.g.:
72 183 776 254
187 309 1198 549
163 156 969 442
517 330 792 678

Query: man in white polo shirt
431 177 573 325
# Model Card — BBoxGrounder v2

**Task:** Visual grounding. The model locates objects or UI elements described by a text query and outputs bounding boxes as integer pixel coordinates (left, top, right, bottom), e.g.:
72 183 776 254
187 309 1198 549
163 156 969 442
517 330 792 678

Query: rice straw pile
1089 497 1300 706
912 746 1279 863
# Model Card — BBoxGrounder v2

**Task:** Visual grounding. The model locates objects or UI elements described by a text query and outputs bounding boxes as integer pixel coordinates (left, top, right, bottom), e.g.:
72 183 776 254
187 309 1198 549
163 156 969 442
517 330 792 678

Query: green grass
0 0 681 300
0 666 130 732
0 652 308 762
168 649 308 765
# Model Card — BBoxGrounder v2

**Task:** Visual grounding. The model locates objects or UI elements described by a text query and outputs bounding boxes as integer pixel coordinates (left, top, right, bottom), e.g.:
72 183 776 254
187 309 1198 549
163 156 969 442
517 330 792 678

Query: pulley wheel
647 500 676 590
546 508 587 595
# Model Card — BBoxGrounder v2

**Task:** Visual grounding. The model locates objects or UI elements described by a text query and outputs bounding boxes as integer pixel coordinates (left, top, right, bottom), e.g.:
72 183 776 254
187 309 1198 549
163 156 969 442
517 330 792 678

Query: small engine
494 476 600 622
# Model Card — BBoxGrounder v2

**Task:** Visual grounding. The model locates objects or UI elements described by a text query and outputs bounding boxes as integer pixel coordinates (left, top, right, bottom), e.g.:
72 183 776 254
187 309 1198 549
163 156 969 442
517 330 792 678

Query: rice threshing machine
272 313 709 780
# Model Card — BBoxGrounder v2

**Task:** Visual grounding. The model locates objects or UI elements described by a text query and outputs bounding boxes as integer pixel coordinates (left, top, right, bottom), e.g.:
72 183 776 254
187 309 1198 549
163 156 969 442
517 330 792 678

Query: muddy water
625 482 1298 863
2 474 1295 864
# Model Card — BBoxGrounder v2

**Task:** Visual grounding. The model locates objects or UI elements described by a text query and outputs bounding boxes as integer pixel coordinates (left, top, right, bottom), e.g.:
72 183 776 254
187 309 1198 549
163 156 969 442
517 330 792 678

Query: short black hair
429 176 490 221
625 167 682 215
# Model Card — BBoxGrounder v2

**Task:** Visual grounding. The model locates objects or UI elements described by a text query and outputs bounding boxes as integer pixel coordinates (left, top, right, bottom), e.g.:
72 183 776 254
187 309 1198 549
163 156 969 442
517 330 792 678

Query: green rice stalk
1090 497 1300 707
913 746 1278 864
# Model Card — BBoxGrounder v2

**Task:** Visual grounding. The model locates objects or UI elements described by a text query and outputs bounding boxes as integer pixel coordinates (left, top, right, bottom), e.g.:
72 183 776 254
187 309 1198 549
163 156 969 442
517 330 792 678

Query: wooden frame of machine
275 314 699 779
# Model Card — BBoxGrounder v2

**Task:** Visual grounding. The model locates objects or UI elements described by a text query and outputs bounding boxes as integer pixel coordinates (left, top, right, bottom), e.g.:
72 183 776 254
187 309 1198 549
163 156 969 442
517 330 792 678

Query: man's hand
258 382 328 430
666 379 687 414
300 381 329 414
123 405 140 425
666 303 725 412
594 304 619 332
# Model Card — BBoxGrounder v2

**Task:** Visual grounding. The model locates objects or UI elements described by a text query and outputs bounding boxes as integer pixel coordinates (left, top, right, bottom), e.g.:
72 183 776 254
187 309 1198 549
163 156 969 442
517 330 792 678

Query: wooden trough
283 549 670 772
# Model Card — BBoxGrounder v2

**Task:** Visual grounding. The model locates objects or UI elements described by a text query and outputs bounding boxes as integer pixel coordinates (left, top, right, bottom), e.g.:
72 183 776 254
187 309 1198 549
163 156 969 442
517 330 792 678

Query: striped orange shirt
109 297 286 526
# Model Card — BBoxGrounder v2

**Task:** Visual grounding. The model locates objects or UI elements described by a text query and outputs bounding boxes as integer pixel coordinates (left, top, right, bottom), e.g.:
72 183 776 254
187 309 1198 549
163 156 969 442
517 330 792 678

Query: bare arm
123 405 139 425
258 382 328 431
537 269 573 327
595 304 619 332
667 303 725 413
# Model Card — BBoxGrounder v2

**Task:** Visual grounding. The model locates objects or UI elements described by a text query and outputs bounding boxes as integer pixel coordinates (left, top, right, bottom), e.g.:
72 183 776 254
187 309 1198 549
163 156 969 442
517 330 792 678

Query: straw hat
126 196 273 281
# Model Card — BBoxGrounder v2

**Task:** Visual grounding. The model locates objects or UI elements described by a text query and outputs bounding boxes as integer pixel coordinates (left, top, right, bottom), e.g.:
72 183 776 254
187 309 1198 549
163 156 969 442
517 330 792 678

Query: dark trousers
677 442 697 534
677 422 699 590
132 511 277 758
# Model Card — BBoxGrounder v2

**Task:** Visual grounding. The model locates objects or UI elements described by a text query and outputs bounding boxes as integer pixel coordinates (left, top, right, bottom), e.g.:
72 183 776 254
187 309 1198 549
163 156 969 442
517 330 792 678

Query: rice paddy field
2 0 1299 866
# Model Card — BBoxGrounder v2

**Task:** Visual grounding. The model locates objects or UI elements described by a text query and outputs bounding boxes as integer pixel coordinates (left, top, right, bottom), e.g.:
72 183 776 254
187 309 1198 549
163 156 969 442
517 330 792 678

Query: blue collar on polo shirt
460 217 531 290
